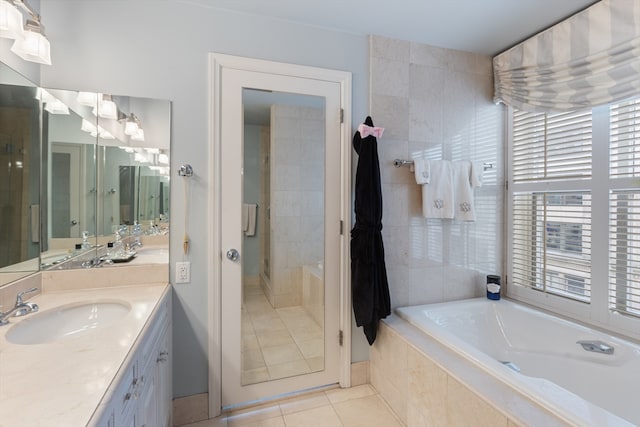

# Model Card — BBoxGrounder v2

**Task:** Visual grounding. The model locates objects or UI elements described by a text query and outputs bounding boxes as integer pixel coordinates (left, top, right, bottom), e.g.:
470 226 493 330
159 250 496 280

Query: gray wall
38 0 370 398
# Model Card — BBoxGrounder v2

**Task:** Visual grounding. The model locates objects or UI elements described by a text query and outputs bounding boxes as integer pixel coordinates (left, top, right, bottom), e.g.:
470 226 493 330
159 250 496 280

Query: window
509 97 640 323
510 109 592 302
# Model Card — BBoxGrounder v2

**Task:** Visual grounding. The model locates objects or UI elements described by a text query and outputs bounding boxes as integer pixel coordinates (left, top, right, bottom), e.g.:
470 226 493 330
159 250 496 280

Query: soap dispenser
486 275 501 300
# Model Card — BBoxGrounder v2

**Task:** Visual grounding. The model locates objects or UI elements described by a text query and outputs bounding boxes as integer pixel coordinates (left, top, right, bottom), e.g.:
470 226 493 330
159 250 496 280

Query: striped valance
494 0 640 113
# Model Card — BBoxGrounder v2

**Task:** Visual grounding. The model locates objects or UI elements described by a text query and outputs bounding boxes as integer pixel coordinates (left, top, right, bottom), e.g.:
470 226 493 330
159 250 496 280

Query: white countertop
0 283 170 427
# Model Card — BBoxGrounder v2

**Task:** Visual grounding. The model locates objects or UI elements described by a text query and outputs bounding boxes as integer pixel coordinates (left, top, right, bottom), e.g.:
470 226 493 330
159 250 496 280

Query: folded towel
452 161 483 222
471 161 484 188
413 158 430 185
243 203 258 236
421 160 454 219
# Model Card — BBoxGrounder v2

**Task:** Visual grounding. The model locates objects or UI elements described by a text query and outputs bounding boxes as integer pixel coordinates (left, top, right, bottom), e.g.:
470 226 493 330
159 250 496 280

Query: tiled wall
270 104 325 308
370 35 505 308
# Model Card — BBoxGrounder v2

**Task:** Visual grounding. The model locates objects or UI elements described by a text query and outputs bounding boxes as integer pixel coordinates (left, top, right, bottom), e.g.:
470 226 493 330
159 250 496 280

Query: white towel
471 161 484 188
452 161 483 222
413 158 430 185
421 160 454 219
242 203 257 236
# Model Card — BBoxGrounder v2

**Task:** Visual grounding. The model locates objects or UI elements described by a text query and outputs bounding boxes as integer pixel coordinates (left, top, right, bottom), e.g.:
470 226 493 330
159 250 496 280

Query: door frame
208 53 352 417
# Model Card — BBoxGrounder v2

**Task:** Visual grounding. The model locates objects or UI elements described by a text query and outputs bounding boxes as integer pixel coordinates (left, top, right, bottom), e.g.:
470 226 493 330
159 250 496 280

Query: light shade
81 118 97 134
0 0 23 39
92 94 118 120
44 99 69 115
131 127 145 141
77 91 98 107
10 24 51 65
124 117 139 136
98 127 115 140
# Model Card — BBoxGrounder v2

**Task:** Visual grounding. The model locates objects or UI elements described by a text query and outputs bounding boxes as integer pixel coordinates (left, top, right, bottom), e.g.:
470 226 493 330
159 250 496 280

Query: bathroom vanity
0 268 171 427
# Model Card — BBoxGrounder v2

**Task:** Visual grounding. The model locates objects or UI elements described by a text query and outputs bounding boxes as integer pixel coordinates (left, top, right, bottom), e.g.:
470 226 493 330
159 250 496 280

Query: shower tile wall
370 35 505 308
269 104 325 308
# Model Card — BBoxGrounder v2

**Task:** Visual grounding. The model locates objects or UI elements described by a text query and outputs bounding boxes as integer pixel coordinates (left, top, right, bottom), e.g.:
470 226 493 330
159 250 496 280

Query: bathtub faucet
577 340 614 355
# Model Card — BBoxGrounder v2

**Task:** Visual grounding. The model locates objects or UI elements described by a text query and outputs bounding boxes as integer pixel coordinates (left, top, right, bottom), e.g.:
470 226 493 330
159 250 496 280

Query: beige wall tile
371 35 410 62
407 347 447 426
446 377 508 427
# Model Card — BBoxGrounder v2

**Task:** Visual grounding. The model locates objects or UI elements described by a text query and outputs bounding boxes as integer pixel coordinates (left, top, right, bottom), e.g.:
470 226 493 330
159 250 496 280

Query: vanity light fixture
124 113 140 136
98 127 115 140
1 0 52 65
81 118 97 134
122 112 144 141
131 127 145 141
10 17 50 65
92 94 118 120
36 88 69 114
77 91 99 108
44 98 69 114
0 0 23 39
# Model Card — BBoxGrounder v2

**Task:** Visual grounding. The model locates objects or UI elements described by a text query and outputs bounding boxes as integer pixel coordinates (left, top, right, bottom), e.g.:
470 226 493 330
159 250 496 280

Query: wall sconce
0 0 51 65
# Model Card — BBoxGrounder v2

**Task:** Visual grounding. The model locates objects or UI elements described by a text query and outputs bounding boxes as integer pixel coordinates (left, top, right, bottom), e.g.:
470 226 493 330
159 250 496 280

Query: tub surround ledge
373 316 573 427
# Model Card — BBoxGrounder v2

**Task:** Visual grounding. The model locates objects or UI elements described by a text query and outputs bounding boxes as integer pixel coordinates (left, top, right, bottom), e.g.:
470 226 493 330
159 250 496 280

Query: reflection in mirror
42 90 170 269
241 89 326 385
0 61 40 286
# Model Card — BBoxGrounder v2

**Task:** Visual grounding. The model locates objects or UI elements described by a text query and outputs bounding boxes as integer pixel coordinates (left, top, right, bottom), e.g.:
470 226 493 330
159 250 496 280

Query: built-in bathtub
395 298 638 426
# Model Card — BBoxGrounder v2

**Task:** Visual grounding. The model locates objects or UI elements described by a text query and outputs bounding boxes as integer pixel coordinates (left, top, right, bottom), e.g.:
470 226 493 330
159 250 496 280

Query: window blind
511 110 593 303
609 98 640 318
512 110 592 183
512 192 591 301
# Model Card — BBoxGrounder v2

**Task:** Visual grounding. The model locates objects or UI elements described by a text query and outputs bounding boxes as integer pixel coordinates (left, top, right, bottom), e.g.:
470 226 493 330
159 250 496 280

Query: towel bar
393 159 494 171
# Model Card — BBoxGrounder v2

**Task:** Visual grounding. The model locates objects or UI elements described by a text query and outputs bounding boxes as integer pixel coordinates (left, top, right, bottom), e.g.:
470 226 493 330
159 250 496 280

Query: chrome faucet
0 287 39 326
577 340 614 355
130 222 143 249
81 256 114 268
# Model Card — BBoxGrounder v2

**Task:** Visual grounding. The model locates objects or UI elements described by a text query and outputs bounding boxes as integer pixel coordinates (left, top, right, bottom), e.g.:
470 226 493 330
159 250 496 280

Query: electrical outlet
175 261 190 284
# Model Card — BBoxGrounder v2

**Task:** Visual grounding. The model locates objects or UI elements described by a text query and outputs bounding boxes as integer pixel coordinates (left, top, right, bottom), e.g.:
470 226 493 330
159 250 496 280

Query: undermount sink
5 301 131 345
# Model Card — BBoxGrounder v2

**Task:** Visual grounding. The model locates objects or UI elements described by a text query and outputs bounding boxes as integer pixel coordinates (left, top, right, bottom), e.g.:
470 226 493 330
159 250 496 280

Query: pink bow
358 123 384 138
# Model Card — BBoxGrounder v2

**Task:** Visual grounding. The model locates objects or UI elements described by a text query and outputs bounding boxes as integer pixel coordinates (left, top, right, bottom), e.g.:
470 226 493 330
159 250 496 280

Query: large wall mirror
0 61 40 286
0 60 171 287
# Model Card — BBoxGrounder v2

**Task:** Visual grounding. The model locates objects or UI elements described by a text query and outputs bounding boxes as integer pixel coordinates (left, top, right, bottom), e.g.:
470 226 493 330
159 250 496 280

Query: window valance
493 0 640 112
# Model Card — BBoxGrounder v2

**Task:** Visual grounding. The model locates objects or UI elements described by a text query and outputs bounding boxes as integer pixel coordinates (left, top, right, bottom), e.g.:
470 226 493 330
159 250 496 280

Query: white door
219 68 343 407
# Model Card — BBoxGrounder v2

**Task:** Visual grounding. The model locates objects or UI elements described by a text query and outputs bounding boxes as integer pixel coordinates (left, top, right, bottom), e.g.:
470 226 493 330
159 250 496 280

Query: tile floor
242 281 325 385
178 384 402 427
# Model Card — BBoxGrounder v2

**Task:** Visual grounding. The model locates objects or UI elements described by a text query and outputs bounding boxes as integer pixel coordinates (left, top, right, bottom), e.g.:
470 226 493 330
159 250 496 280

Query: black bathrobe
351 116 391 345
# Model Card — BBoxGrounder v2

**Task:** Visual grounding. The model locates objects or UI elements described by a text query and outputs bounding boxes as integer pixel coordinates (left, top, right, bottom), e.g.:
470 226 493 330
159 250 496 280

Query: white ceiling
191 0 598 55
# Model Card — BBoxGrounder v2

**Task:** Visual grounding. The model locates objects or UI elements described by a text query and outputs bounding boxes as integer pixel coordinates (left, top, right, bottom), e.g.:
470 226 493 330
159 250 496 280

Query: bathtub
396 298 639 426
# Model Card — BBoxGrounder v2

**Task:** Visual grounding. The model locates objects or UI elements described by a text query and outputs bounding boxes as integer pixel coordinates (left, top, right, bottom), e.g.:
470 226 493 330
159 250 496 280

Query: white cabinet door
139 373 157 427
156 324 172 427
